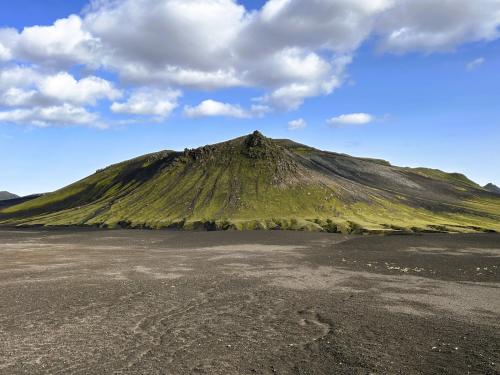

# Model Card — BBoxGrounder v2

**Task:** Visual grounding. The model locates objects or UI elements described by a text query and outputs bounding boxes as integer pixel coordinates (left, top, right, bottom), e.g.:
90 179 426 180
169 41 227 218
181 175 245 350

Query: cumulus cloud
466 57 485 71
375 0 500 53
238 0 393 57
0 88 38 107
0 66 117 126
0 43 11 61
250 104 272 117
111 89 181 118
288 118 307 130
38 72 121 105
85 0 244 68
80 0 355 108
83 0 245 86
327 113 374 126
258 54 352 110
1 0 500 126
0 68 120 107
1 15 99 67
0 28 17 62
184 99 250 118
0 66 41 91
0 104 99 127
118 65 244 90
59 1 377 109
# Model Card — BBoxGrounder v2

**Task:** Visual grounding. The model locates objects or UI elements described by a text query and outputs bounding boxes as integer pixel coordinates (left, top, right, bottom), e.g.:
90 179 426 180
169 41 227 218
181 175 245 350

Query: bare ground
0 229 499 374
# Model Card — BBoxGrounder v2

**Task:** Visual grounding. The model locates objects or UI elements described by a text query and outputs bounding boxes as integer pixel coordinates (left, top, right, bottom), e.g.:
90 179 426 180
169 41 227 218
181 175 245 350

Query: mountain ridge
484 183 500 194
1 131 499 233
0 191 19 201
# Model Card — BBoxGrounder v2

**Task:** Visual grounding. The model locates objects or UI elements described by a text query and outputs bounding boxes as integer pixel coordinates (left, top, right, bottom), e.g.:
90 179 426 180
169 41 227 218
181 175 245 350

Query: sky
0 0 499 196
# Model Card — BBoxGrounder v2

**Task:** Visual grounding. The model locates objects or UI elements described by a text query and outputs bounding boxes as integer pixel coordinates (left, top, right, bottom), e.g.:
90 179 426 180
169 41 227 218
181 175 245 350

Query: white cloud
7 15 99 67
258 54 351 110
0 67 117 125
247 48 331 87
0 68 119 107
0 28 18 62
265 84 317 111
111 89 181 118
2 1 500 76
466 57 485 71
0 43 11 61
80 0 370 107
0 104 99 127
247 51 352 110
38 72 121 105
240 0 393 57
288 118 307 130
0 66 41 90
0 67 45 107
375 0 500 53
184 99 250 118
1 0 500 127
327 113 374 126
118 65 244 90
84 0 245 79
250 104 272 117
0 88 38 107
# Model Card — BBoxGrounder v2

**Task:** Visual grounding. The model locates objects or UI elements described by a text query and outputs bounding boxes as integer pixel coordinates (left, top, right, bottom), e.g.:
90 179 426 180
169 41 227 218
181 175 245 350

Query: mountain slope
0 191 19 201
1 131 499 233
0 194 44 209
484 183 500 194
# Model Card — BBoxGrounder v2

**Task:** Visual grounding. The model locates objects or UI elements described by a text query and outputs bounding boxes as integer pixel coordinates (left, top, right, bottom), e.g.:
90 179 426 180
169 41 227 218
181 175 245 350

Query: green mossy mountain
1 131 499 233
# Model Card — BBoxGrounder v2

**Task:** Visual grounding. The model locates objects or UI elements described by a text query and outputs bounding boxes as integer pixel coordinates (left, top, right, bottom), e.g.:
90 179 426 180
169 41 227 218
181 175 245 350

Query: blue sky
0 0 499 196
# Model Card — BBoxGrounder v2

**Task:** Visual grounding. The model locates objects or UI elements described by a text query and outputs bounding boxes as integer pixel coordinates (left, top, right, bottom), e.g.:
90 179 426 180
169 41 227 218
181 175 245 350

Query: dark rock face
484 183 500 194
244 130 266 148
243 130 278 159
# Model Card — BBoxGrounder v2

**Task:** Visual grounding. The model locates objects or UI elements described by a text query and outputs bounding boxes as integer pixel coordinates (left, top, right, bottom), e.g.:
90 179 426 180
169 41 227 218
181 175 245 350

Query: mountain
484 183 500 194
1 131 499 233
0 194 44 209
0 191 19 201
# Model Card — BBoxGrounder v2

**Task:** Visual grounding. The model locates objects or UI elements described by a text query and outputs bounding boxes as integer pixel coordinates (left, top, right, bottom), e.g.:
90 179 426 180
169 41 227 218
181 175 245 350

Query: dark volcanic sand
0 230 499 374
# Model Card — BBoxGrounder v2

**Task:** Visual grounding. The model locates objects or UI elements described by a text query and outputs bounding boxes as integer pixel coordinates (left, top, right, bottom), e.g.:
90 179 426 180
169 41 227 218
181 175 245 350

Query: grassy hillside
1 131 499 233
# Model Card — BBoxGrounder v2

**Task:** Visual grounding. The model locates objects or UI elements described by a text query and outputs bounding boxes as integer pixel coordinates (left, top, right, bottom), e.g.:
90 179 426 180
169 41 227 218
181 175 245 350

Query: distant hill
0 191 19 201
1 131 499 233
484 183 500 194
0 194 44 209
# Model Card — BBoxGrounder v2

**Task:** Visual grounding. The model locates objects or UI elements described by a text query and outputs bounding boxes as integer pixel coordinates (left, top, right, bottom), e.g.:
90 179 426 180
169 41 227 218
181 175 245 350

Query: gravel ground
0 229 499 374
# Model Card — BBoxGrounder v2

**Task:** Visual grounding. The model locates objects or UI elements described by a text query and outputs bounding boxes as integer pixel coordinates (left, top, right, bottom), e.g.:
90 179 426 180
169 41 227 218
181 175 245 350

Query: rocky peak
244 130 267 147
243 131 279 159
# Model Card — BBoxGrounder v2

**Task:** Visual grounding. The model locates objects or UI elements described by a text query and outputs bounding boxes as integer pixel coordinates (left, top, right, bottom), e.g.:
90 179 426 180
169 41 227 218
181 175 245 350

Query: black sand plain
0 229 499 374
